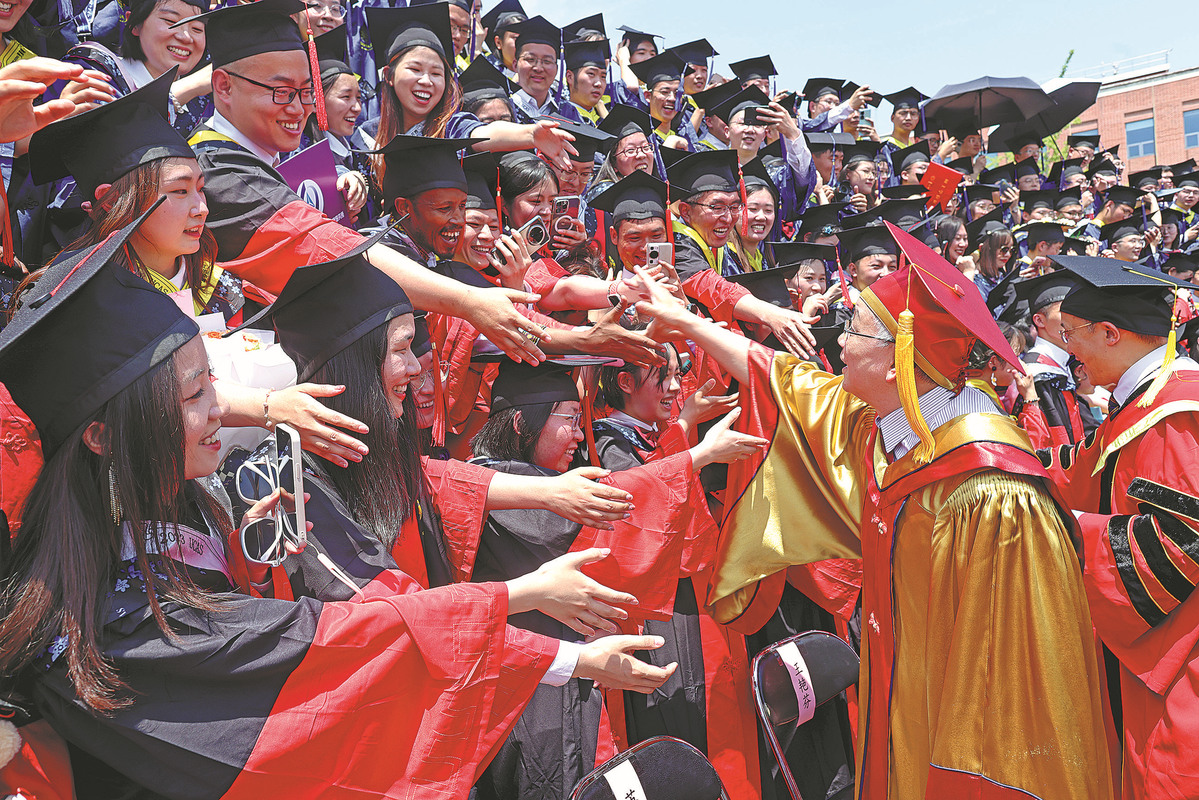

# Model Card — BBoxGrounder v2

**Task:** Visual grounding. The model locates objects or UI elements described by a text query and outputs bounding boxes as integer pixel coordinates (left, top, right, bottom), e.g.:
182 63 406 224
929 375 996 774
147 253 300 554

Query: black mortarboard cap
841 140 881 167
411 312 432 358
616 25 660 51
490 360 582 410
963 183 999 204
629 50 684 89
838 208 882 230
589 170 668 225
1060 237 1090 256
1054 255 1195 336
691 79 742 114
978 163 1015 186
882 86 927 109
944 156 974 174
965 207 1008 252
1013 270 1078 312
0 198 198 454
367 3 454 65
1169 159 1197 175
948 124 979 141
669 39 717 67
729 55 776 83
838 224 897 262
1023 220 1066 248
1087 157 1118 179
1100 217 1143 243
459 55 518 103
796 202 847 238
249 225 411 381
841 81 881 107
876 197 926 228
880 184 928 200
726 263 802 308
805 132 855 153
801 78 845 102
708 86 769 125
1013 160 1041 181
173 0 304 69
546 118 615 162
562 13 605 42
1102 184 1145 210
1067 132 1100 150
773 241 837 267
411 0 470 11
599 103 654 142
1129 167 1162 190
740 155 777 199
667 149 739 199
1161 206 1188 230
362 134 483 202
1046 157 1085 186
890 140 931 174
1019 189 1056 212
1173 171 1199 188
759 138 785 167
1163 251 1199 274
462 152 498 209
314 29 353 84
481 0 526 35
1055 186 1083 210
1007 131 1042 153
30 69 193 197
511 15 561 57
563 38 609 71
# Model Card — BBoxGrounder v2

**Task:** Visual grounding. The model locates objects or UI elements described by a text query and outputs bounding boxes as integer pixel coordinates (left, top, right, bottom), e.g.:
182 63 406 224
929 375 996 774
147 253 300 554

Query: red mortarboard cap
860 221 1024 389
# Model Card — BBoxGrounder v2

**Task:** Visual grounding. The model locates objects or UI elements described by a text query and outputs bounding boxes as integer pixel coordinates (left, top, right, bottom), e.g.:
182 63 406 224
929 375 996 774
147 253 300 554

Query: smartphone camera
511 216 550 249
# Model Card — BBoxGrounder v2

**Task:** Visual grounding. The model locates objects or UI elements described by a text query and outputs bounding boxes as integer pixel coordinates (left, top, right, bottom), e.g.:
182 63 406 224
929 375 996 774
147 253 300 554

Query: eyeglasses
519 56 557 69
550 411 583 429
997 245 1014 254
226 71 316 105
616 144 653 158
842 318 894 344
692 201 743 217
1060 321 1095 344
304 0 346 18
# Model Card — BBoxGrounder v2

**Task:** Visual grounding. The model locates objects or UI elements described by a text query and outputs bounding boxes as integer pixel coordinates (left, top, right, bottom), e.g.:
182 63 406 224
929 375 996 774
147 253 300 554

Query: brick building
1066 56 1199 172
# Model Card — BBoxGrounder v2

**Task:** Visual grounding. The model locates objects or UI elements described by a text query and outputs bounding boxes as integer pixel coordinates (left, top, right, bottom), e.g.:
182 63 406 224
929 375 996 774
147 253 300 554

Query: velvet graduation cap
1023 220 1066 249
238 224 410 382
965 207 1008 252
0 198 199 454
1013 269 1077 313
838 224 898 263
172 0 304 69
562 13 605 42
728 55 776 83
563 39 609 72
890 140 931 175
547 118 615 162
1053 254 1199 408
462 152 499 210
1067 132 1100 150
459 56 518 105
882 86 927 109
313 28 354 85
588 170 668 225
1129 168 1162 190
669 38 717 68
29 69 193 197
726 243 836 308
362 134 483 203
490 360 582 411
796 202 847 239
707 86 769 126
481 0 525 36
690 80 741 115
616 25 660 52
629 51 684 90
367 3 454 65
841 140 881 167
802 78 846 102
859 221 1025 464
666 149 739 199
510 15 561 57
599 103 654 142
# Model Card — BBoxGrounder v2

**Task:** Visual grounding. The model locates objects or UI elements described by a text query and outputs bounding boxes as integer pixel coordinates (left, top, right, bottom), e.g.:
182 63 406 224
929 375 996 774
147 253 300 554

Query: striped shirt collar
876 385 1003 460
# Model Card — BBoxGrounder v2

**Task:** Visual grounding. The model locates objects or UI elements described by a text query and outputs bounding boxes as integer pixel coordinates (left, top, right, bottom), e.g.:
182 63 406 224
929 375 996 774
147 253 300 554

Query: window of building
1185 108 1199 150
1126 117 1156 159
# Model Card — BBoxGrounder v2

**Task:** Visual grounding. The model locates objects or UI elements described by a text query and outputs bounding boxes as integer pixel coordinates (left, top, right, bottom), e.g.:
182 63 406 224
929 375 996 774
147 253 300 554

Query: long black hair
0 347 226 712
307 321 430 548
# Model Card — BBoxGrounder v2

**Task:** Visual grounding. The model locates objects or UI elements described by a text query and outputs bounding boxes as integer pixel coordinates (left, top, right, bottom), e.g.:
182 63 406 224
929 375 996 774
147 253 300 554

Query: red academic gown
1041 370 1199 800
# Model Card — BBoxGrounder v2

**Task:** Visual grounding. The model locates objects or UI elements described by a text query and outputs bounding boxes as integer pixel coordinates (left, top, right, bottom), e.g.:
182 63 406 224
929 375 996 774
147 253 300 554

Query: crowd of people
0 0 1195 798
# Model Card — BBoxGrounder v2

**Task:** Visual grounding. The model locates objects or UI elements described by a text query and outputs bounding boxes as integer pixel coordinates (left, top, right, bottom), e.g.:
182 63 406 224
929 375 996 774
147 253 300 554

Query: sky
522 0 1198 120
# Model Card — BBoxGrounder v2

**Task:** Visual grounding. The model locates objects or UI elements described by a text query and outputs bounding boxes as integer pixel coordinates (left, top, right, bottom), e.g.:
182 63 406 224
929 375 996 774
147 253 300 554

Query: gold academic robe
708 345 1113 799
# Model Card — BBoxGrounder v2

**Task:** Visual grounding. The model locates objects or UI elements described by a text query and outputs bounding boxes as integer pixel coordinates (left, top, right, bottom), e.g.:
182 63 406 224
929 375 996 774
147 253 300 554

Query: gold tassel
895 309 936 464
1138 287 1180 407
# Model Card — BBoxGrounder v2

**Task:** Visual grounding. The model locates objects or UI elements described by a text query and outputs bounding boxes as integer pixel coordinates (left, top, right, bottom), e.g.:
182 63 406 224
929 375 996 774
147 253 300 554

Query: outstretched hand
510 548 639 637
0 58 94 143
544 466 635 530
574 634 677 693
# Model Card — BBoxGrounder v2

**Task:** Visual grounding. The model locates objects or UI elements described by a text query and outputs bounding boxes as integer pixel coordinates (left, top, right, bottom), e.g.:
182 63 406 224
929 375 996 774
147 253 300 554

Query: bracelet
1023 397 1040 405
263 388 274 429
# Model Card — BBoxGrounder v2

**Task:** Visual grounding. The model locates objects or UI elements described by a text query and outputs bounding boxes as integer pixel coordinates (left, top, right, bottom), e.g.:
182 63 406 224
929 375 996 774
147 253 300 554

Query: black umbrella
922 76 1054 129
986 81 1102 153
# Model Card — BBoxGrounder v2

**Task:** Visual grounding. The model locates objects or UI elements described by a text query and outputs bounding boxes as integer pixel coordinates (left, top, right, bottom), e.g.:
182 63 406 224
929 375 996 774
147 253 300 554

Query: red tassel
583 381 599 467
305 19 328 132
835 250 853 311
495 168 503 231
431 337 446 449
0 173 15 271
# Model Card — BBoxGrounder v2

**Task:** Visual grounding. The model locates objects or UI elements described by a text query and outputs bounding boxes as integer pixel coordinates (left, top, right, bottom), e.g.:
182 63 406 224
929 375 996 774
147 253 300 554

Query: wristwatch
607 280 622 307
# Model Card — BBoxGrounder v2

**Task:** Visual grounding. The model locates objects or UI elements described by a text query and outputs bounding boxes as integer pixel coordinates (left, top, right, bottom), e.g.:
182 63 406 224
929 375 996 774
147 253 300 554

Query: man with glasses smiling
667 149 817 356
507 15 583 125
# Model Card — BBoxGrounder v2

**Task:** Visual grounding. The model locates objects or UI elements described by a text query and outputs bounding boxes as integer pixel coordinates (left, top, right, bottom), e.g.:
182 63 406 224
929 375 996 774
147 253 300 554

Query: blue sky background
524 0 1198 123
